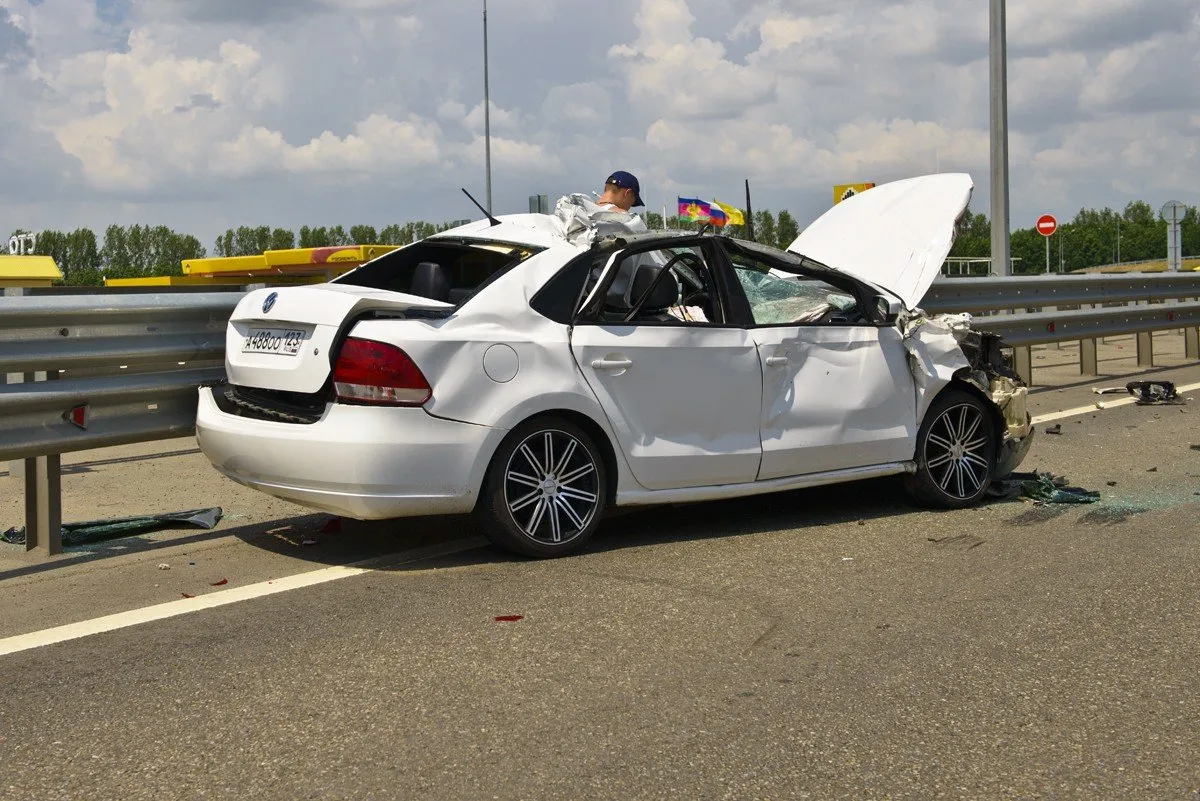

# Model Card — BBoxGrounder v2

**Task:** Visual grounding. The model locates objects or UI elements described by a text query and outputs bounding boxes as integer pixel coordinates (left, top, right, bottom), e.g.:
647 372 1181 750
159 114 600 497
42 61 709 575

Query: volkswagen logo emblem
262 292 278 314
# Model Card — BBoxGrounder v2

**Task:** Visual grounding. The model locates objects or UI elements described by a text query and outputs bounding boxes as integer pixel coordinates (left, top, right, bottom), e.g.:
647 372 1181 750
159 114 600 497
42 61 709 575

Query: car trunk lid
786 173 974 310
225 284 450 394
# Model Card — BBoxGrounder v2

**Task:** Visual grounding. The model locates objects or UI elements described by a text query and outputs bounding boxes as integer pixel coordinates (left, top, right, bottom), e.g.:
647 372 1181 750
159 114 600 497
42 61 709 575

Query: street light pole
483 0 493 215
989 0 1011 277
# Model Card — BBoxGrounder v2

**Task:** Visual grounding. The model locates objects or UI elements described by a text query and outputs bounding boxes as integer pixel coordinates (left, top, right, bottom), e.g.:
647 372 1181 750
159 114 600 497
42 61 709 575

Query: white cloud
1 0 1198 244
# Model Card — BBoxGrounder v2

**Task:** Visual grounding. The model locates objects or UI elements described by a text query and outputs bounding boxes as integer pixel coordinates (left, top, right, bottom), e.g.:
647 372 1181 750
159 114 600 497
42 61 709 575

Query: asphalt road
1 360 1199 799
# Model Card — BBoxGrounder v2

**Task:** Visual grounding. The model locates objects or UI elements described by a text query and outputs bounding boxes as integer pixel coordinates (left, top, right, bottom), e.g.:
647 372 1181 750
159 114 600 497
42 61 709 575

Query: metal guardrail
1 289 239 555
2 274 1199 558
923 274 1200 313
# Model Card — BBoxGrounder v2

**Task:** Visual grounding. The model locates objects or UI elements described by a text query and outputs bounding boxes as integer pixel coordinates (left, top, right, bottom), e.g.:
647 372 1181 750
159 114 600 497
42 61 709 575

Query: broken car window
728 252 861 326
334 240 542 308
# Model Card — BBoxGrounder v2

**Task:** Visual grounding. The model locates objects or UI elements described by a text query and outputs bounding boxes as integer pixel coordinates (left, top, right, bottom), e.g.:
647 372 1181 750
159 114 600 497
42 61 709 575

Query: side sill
614 462 915 507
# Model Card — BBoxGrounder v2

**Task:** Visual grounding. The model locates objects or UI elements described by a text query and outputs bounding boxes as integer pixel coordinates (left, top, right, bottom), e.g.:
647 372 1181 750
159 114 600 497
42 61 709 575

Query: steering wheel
663 251 709 306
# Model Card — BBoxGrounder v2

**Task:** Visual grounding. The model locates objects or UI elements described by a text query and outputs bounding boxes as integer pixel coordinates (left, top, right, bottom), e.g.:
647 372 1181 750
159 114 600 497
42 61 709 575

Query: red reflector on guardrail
64 404 89 430
1047 322 1056 333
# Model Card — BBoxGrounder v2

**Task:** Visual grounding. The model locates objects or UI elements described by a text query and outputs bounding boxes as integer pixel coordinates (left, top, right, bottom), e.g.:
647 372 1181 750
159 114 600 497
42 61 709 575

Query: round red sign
1036 214 1058 237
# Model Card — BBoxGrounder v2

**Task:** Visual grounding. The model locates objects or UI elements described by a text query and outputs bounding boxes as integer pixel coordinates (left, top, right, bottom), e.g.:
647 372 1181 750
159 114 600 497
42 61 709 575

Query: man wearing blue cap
597 170 645 213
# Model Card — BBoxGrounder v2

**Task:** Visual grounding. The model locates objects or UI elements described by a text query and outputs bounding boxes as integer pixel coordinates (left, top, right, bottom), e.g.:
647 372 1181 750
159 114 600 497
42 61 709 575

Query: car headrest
630 264 679 313
411 262 450 303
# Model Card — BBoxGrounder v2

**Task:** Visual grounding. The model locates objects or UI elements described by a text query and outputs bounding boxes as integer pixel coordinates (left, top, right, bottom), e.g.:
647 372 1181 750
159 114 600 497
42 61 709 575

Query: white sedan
195 174 1033 557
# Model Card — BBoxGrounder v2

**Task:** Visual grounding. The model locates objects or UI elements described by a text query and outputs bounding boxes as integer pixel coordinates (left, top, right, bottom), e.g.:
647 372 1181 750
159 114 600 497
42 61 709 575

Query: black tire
475 416 608 558
905 389 998 509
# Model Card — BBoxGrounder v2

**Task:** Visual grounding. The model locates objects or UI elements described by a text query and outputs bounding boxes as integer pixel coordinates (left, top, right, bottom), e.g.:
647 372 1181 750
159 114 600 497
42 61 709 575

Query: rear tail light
332 337 431 406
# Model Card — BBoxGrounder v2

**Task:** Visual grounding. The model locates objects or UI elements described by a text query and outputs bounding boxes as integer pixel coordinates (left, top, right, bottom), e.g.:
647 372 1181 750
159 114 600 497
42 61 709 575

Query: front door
723 247 917 480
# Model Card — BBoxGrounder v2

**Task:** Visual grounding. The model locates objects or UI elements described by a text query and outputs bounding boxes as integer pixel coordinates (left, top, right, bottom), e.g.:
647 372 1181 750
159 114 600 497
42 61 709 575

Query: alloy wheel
923 403 991 500
503 429 600 545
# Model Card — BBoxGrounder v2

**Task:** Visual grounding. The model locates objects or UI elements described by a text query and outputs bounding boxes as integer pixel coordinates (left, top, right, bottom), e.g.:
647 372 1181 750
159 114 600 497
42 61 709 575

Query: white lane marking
1031 381 1200 425
0 536 486 658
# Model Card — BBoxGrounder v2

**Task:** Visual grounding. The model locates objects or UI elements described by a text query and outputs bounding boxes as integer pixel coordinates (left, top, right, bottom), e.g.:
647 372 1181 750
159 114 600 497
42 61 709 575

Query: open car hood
786 174 973 309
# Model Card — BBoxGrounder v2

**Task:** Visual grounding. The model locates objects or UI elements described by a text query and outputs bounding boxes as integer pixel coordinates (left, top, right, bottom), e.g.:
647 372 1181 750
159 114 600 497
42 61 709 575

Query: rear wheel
905 390 997 508
476 417 607 558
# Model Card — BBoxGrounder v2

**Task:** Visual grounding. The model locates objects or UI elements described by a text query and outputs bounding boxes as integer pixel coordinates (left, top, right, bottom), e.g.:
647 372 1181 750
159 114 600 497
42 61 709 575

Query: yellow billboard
834 183 875 205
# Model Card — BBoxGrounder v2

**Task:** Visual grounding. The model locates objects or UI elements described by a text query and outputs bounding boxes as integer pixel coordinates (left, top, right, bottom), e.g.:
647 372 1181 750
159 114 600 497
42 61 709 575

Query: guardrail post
1186 326 1199 361
1013 346 1033 386
1136 332 1154 367
24 453 63 556
1080 338 1099 375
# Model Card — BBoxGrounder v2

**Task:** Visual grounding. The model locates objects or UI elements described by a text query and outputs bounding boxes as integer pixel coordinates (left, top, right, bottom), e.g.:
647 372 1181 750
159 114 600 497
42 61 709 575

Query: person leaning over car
596 170 645 213
596 171 706 324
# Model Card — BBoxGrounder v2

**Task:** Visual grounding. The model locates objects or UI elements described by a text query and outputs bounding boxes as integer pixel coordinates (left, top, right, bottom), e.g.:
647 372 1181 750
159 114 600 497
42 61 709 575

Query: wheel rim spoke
961 412 983 442
962 451 990 471
555 497 585 530
508 471 541 490
960 459 980 493
558 486 597 504
509 488 542 514
927 432 956 452
520 443 545 475
560 462 596 486
937 462 956 491
525 497 548 536
548 499 562 542
926 451 954 469
553 440 577 477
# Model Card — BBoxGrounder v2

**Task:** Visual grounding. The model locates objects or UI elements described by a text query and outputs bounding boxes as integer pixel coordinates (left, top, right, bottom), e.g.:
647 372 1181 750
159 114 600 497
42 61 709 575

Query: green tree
753 210 777 248
299 226 330 248
349 225 379 244
270 228 295 251
101 225 132 276
775 210 799 250
948 207 991 259
326 225 352 246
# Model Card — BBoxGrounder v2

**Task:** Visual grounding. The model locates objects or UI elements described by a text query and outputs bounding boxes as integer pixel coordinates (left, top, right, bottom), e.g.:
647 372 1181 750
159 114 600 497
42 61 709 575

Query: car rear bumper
195 388 497 519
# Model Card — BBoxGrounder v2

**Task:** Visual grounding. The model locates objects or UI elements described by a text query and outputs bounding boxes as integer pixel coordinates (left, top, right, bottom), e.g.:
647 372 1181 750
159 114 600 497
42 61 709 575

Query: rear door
718 242 917 480
569 242 763 491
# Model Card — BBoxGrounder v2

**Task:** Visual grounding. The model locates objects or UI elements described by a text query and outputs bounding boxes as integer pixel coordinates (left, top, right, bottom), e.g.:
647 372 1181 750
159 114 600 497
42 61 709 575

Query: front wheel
475 417 607 558
905 390 997 508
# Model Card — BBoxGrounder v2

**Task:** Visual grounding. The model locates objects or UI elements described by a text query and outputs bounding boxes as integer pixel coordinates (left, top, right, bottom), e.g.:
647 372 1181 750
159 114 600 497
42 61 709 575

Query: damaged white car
195 173 1033 558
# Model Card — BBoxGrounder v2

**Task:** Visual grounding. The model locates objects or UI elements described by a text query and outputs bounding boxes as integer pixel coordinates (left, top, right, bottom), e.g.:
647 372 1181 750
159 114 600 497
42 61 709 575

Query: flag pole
744 179 755 242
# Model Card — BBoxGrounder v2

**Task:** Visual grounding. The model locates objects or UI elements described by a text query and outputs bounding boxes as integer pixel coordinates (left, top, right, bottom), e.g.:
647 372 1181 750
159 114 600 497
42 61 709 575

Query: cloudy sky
2 0 1198 248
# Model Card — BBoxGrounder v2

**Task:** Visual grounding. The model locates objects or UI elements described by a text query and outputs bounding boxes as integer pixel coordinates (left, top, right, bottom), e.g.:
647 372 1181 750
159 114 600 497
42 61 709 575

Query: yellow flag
713 200 746 226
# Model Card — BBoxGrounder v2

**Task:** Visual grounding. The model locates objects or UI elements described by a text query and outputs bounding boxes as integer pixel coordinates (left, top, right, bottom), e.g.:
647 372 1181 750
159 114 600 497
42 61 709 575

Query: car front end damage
901 311 1034 480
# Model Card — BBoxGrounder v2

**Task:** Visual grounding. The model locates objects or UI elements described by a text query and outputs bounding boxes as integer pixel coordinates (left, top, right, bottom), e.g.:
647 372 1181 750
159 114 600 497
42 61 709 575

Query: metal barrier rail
2 274 1200 558
923 274 1200 314
1 290 239 555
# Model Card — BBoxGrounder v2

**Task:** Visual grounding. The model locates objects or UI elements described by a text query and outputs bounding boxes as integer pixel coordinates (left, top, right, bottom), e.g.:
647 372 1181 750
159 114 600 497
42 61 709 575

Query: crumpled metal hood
787 174 974 310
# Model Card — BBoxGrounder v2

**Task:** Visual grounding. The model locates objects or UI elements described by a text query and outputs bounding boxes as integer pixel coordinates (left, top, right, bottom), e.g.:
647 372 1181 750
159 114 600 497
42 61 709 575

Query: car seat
410 262 451 303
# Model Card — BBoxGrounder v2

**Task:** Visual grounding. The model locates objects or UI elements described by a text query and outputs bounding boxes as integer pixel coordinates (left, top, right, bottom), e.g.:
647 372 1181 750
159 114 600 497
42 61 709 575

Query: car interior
334 240 541 307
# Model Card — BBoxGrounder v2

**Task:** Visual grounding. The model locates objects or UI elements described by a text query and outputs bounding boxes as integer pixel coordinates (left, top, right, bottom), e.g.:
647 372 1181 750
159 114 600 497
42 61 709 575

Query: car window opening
334 240 543 309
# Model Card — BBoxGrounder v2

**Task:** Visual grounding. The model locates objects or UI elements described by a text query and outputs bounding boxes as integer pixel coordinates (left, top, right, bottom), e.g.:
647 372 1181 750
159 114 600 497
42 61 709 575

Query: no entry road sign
1037 214 1058 237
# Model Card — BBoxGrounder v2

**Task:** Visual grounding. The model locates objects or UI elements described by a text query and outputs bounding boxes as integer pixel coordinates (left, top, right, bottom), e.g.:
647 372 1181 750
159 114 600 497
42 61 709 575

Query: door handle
591 358 633 370
765 356 789 367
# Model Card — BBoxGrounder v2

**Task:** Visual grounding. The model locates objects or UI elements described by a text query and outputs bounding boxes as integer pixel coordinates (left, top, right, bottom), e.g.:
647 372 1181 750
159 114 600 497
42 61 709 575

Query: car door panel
752 325 916 480
571 325 763 490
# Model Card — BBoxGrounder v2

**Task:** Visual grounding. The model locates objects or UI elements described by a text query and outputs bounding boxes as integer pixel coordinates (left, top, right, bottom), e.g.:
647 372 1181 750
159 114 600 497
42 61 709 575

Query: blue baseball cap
605 170 645 207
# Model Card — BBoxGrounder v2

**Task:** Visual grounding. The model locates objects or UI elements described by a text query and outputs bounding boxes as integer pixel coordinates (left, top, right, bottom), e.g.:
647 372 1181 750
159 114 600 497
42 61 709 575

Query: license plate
242 327 305 356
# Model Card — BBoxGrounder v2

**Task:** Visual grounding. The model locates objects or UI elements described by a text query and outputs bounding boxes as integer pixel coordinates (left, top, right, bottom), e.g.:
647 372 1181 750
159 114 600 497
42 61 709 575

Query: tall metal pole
989 0 1011 276
483 0 493 215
